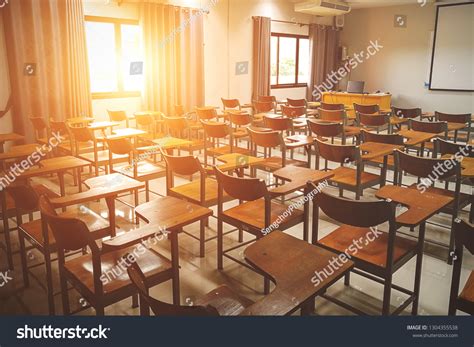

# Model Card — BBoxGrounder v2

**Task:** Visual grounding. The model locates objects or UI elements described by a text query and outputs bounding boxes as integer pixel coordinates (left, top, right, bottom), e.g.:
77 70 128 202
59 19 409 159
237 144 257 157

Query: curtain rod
271 19 309 27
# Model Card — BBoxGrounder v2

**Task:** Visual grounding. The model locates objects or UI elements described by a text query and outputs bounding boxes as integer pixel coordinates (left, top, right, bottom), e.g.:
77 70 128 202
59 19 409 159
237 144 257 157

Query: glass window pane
121 24 143 92
271 36 278 85
85 22 118 93
298 38 310 84
278 37 297 85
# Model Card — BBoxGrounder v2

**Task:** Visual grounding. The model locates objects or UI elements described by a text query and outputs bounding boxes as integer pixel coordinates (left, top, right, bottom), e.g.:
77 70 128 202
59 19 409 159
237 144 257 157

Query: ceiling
289 0 437 9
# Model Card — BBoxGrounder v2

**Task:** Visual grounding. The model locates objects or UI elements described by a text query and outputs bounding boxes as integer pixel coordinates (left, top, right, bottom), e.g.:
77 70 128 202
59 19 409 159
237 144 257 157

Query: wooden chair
361 130 405 182
201 120 251 165
258 95 277 108
320 102 344 111
448 219 474 315
127 259 253 316
394 150 462 255
356 112 391 133
248 128 307 173
436 112 472 143
409 119 448 156
318 109 360 142
263 115 293 133
226 110 253 144
221 98 253 113
162 151 233 257
107 110 130 128
281 105 307 134
307 119 346 144
286 98 306 107
107 138 165 203
162 115 203 154
314 138 382 200
312 189 421 315
253 100 277 124
29 117 48 145
10 183 109 314
49 119 73 155
38 195 174 316
214 166 305 293
134 113 158 143
196 107 220 121
353 103 379 115
392 106 421 129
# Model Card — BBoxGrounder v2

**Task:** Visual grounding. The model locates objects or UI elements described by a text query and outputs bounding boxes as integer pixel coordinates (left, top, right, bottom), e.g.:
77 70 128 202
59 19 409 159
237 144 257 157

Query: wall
340 3 474 113
0 12 13 148
204 0 331 106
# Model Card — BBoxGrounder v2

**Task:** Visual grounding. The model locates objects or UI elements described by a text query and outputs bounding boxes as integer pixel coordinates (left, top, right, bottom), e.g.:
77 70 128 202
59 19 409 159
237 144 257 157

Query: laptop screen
347 81 365 94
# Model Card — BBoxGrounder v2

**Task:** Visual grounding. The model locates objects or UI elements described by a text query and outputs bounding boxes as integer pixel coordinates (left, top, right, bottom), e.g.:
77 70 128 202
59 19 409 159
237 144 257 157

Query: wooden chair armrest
102 225 169 253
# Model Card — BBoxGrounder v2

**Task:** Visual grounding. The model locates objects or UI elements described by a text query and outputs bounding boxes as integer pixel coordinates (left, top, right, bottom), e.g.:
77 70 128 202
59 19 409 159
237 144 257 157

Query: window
85 16 143 99
271 33 310 89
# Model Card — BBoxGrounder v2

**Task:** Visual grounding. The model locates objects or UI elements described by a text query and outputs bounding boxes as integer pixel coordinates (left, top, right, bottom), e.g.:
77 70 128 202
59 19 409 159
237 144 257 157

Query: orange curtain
140 3 204 115
307 24 340 101
252 16 271 102
2 0 91 140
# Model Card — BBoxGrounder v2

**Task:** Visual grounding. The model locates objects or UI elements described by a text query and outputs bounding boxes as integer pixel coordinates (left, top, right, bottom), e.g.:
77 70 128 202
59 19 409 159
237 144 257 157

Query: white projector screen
429 2 474 91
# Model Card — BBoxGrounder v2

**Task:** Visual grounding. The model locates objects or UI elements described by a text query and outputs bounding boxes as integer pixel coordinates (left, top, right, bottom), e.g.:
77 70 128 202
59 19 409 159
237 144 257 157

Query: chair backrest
281 105 305 118
314 190 394 228
287 98 306 107
315 138 359 164
248 128 283 149
7 183 40 212
107 138 134 155
174 105 185 117
107 110 128 123
435 138 474 158
436 112 471 125
135 113 154 127
353 103 379 114
410 119 448 135
308 119 344 139
319 109 345 122
320 102 344 111
196 107 218 121
221 98 241 110
49 120 69 138
201 121 230 140
127 260 218 316
392 107 421 119
357 112 389 127
163 115 188 134
361 130 404 145
228 111 252 127
253 101 275 114
214 166 268 202
258 96 276 103
162 151 203 176
395 150 460 183
454 219 474 255
30 117 48 139
263 116 292 132
69 126 94 143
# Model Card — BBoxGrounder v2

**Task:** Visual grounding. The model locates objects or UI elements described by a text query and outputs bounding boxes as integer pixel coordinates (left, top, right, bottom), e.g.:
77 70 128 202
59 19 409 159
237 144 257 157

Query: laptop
347 81 365 94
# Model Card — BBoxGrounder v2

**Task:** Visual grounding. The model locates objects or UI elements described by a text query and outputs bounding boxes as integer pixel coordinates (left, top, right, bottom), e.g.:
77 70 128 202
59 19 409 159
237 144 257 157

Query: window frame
271 32 310 89
85 16 141 99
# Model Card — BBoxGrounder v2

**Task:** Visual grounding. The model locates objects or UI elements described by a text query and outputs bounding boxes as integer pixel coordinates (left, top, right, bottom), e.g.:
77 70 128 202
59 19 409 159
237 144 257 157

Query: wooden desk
216 153 265 172
398 130 437 146
322 92 392 118
272 167 333 242
360 142 402 161
66 117 95 126
240 231 353 316
134 196 213 305
111 128 147 139
0 144 43 162
50 173 144 236
441 155 474 178
152 137 193 150
88 121 121 132
0 133 24 153
376 186 453 228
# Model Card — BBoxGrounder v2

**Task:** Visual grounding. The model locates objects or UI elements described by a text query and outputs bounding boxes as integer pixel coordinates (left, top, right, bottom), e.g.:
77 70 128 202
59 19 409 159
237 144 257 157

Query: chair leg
199 219 206 258
3 216 14 270
45 249 55 315
264 277 270 295
412 247 424 315
95 305 105 316
145 181 150 202
18 232 29 287
344 272 350 286
238 228 243 243
217 218 223 270
60 273 70 315
470 202 473 224
132 294 139 308
382 274 393 316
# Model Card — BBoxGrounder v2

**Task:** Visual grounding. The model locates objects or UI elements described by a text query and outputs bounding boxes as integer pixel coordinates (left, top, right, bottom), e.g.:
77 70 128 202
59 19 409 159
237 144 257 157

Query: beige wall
0 13 14 148
340 4 474 113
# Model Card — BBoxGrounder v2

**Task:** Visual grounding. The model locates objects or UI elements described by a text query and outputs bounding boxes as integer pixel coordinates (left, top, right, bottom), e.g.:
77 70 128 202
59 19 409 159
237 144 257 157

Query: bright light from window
298 39 310 84
121 24 143 92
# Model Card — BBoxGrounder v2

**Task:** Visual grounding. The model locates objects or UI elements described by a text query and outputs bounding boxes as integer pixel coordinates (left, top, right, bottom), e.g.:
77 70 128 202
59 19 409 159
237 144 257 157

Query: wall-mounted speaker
335 15 345 28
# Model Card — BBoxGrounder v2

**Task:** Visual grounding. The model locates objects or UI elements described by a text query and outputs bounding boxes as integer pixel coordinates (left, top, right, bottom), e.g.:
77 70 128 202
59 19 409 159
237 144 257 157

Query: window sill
92 91 141 100
271 84 308 90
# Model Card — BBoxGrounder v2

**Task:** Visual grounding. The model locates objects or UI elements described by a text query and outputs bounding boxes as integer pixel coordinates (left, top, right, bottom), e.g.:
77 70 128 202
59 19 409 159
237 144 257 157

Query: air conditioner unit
295 1 351 16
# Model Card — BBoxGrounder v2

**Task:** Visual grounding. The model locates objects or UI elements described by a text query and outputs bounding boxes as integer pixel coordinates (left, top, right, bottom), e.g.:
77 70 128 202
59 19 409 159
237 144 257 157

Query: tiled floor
0 144 472 316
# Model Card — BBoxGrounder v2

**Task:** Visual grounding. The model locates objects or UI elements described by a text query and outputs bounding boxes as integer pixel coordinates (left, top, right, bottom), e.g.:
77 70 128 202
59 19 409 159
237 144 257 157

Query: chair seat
330 166 380 188
20 211 109 251
254 158 307 172
76 141 106 154
344 126 362 137
222 198 304 231
319 225 417 268
369 155 395 167
64 245 172 296
460 271 474 303
390 117 409 126
233 128 249 138
195 285 254 316
114 161 166 181
79 150 129 166
207 145 252 157
169 178 231 207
